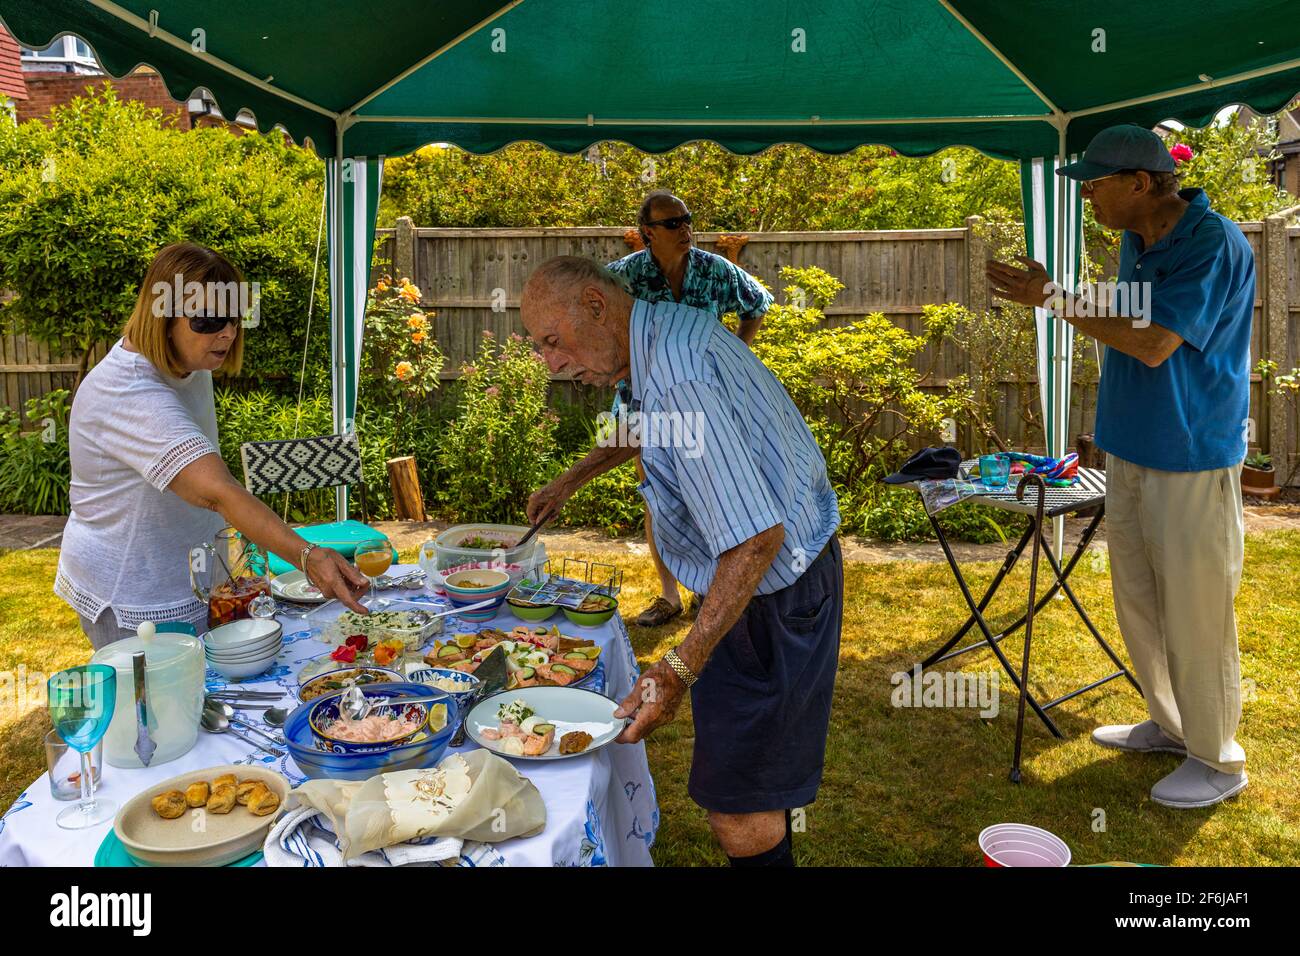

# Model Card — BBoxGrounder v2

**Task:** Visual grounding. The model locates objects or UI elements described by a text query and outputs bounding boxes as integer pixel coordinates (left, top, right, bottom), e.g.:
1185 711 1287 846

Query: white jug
90 624 205 768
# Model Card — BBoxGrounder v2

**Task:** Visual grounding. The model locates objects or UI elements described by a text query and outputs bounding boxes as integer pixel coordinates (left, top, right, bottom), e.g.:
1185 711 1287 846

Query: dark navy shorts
688 537 842 814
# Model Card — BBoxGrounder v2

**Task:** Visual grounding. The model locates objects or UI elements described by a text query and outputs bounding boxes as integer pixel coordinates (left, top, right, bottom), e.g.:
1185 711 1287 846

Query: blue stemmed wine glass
48 664 117 829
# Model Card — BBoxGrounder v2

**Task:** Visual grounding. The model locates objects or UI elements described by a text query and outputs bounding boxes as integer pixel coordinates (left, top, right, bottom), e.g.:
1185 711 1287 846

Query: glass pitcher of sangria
189 527 274 629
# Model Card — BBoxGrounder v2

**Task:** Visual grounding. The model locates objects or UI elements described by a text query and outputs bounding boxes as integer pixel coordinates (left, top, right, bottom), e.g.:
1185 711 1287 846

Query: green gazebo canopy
4 0 1299 515
6 1 1298 159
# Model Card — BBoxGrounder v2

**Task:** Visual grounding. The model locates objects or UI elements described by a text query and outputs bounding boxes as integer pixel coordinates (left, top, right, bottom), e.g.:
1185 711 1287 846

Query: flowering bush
434 331 558 523
362 275 445 404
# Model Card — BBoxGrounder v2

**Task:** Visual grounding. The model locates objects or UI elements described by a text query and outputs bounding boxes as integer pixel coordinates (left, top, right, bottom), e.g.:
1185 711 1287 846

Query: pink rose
1170 143 1194 163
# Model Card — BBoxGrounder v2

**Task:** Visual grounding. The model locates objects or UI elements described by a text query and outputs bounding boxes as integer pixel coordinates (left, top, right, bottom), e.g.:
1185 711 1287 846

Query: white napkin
263 803 470 867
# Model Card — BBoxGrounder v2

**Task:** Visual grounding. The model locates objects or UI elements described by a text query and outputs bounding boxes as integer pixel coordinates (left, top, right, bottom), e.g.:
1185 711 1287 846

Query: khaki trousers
1105 454 1246 773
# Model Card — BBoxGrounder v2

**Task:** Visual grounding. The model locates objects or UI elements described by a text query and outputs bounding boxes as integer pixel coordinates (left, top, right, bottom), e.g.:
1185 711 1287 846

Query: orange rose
376 281 388 292
411 331 427 344
394 361 414 381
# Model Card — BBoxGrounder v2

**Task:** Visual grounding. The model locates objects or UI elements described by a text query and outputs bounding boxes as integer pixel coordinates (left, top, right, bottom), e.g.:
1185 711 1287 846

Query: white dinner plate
271 569 328 603
465 686 626 761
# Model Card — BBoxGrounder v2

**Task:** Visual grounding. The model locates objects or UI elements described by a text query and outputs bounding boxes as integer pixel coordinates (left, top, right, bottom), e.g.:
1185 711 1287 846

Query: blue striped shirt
629 298 840 595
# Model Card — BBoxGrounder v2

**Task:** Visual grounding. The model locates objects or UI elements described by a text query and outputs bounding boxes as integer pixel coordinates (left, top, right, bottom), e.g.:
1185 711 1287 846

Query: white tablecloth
0 566 659 867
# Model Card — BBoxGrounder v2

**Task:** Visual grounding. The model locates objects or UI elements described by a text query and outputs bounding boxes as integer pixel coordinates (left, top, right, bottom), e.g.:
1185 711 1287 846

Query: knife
450 644 508 747
132 652 157 767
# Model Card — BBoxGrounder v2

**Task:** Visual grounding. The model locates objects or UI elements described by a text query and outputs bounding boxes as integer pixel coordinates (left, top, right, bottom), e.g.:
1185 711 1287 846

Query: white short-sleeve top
55 339 226 630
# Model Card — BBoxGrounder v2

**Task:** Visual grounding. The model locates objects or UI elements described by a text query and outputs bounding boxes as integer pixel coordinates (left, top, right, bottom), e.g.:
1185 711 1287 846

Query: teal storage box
267 520 397 576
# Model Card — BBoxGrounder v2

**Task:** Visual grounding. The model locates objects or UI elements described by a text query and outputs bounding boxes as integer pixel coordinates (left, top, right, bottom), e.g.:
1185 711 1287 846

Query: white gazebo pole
1052 119 1069 558
330 121 348 522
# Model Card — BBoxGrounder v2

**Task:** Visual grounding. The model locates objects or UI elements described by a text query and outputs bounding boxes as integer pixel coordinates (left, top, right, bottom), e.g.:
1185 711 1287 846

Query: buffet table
0 566 658 867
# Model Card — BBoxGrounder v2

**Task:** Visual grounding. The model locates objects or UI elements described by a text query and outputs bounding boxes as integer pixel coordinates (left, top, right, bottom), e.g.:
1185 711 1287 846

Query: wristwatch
664 648 698 688
299 543 320 586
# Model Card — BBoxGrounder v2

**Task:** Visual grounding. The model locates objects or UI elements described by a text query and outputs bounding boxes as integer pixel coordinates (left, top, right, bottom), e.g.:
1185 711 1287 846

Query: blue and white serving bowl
284 682 457 780
407 666 481 713
309 697 430 754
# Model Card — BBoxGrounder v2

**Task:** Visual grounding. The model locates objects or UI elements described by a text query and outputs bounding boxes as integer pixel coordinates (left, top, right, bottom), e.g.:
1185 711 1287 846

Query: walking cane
1010 472 1047 784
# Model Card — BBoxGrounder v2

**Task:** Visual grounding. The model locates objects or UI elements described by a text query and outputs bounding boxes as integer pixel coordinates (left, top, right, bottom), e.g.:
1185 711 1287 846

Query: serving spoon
200 710 284 755
339 686 452 722
204 701 286 746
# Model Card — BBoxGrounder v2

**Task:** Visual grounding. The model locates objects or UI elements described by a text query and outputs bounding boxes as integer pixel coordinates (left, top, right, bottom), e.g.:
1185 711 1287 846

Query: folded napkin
264 750 545 867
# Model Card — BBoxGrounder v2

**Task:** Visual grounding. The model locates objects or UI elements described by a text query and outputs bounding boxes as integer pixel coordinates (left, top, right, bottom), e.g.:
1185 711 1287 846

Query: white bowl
207 653 280 681
205 629 282 658
205 632 282 660
207 644 282 667
205 618 282 653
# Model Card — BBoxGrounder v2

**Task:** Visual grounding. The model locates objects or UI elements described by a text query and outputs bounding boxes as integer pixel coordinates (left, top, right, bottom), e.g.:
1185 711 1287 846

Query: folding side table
907 463 1142 782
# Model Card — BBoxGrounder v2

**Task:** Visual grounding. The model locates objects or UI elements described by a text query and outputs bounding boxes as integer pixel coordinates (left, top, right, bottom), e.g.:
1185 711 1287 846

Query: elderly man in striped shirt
522 256 843 867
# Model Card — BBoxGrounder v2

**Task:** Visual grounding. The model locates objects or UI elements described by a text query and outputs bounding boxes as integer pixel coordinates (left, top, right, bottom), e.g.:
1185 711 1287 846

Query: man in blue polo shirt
987 124 1252 809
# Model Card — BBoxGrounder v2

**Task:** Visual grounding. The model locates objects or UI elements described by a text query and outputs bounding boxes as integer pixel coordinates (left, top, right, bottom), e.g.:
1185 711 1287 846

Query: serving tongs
516 507 558 551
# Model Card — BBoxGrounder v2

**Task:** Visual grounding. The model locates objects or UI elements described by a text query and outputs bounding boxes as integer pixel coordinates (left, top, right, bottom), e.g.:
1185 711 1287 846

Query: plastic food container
420 524 545 589
91 626 205 769
307 598 443 650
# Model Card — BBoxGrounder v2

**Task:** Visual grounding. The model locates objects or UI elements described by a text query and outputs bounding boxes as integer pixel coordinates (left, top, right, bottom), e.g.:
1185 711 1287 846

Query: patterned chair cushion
239 433 362 496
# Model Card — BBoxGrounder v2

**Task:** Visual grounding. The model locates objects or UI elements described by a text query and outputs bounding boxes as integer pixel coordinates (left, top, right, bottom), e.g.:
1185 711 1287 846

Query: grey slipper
1151 758 1248 809
1091 719 1187 755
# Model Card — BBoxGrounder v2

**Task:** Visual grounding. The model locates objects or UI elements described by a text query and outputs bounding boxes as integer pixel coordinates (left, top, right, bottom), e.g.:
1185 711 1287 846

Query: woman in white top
57 243 368 648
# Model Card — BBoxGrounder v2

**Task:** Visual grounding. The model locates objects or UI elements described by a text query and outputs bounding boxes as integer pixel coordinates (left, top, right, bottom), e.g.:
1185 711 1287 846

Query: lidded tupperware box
420 523 545 588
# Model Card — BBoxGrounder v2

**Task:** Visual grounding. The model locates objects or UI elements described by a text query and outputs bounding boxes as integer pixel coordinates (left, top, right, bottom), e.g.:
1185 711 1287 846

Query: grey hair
526 256 630 298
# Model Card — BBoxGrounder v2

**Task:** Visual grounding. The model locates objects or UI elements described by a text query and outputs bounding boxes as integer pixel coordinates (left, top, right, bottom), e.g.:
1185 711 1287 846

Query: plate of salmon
465 687 626 761
423 625 601 691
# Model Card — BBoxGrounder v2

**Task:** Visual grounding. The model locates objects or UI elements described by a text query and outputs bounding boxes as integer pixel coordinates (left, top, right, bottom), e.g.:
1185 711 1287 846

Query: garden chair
238 432 388 575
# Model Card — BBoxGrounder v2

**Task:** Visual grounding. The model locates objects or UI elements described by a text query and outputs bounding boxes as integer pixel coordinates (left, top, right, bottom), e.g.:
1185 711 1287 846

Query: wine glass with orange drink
353 539 393 603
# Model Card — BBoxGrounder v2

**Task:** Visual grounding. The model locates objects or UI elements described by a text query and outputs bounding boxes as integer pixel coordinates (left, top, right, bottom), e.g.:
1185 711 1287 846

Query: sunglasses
645 212 693 230
174 313 241 335
1080 170 1134 192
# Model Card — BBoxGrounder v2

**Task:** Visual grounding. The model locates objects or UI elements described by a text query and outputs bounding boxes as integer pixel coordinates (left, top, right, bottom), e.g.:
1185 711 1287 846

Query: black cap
882 446 961 484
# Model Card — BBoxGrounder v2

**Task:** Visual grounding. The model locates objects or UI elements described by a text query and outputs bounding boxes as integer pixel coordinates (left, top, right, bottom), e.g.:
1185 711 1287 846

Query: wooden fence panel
3 222 1297 477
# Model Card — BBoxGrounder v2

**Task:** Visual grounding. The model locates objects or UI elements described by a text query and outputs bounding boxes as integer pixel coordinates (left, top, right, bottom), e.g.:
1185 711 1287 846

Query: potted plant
1241 451 1279 498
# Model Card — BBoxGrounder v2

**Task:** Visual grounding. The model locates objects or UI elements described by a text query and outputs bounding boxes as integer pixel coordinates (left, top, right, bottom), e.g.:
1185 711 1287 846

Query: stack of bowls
204 618 283 680
442 568 511 622
283 682 458 781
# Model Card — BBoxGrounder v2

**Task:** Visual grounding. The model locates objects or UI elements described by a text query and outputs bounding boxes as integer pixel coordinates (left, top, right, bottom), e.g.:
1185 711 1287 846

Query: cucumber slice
531 722 555 736
551 663 578 677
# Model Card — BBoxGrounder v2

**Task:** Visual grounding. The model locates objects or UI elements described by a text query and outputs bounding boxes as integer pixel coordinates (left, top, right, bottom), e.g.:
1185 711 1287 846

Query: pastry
151 790 187 819
184 782 210 807
212 773 237 790
206 784 237 814
235 780 263 806
245 786 281 817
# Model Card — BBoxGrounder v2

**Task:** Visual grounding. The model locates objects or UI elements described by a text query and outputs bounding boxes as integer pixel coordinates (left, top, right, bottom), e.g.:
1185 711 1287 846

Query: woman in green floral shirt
605 191 774 626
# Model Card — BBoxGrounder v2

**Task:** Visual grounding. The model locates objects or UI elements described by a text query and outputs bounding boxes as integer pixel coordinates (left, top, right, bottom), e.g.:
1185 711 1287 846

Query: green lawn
3 534 1297 866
